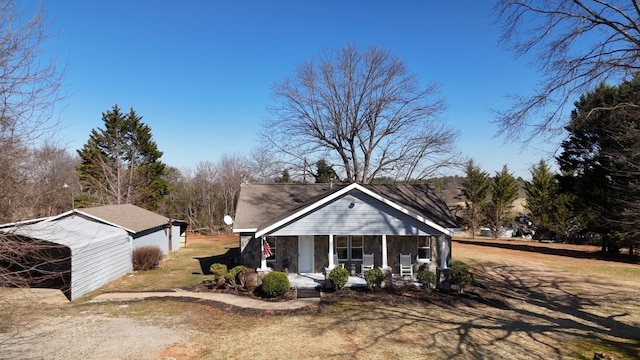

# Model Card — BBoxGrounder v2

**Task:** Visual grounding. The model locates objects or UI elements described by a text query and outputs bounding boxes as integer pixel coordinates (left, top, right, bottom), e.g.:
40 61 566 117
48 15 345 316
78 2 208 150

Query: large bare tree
0 0 65 221
263 44 460 184
495 0 640 141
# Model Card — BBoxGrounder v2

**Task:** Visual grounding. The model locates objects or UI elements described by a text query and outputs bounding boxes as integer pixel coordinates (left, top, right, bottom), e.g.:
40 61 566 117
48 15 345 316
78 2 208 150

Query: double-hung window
336 235 363 261
417 235 433 262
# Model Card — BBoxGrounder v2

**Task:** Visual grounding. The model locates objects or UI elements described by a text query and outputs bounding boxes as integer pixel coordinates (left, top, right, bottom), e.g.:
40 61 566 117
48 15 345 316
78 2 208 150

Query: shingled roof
79 204 171 233
233 183 458 233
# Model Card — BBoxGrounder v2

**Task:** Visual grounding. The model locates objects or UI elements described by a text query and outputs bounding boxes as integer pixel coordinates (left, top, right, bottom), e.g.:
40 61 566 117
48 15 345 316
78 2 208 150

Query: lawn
3 234 639 360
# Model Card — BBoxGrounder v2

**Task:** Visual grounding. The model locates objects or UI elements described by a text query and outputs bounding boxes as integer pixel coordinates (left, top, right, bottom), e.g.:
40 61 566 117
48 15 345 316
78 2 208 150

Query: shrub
132 246 162 271
260 271 290 298
416 270 436 291
364 268 385 289
450 260 474 293
210 263 228 288
328 266 349 290
225 265 246 287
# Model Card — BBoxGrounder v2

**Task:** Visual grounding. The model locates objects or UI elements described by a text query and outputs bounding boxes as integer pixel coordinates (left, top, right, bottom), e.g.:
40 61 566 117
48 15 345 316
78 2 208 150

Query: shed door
298 235 314 273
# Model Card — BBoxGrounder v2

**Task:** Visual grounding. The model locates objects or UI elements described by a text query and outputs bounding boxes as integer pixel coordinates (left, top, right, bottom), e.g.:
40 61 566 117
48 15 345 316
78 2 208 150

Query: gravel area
1 312 191 360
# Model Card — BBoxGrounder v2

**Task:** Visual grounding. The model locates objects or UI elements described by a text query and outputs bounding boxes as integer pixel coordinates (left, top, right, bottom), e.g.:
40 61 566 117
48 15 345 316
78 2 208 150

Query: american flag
263 240 273 258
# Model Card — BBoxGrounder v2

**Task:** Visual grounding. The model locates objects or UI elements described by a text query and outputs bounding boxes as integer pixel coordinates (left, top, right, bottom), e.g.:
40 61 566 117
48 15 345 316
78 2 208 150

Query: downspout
168 218 173 253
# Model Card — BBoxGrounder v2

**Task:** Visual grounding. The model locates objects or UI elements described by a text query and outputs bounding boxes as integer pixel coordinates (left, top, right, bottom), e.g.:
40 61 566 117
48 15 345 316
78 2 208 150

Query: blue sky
42 1 559 179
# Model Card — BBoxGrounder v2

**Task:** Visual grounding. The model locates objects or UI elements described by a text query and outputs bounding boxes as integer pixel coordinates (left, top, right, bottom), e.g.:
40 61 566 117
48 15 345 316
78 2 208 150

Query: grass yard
2 233 639 360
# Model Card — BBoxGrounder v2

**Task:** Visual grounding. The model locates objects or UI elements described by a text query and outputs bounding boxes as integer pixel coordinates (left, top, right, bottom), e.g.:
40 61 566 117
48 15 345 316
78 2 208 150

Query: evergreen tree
77 105 169 210
275 169 292 183
313 159 339 183
525 160 569 239
557 74 640 256
460 160 490 238
484 165 518 239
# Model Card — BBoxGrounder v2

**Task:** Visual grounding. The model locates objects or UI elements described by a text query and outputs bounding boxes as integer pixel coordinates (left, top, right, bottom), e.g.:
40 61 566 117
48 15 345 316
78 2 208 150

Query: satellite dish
223 215 233 226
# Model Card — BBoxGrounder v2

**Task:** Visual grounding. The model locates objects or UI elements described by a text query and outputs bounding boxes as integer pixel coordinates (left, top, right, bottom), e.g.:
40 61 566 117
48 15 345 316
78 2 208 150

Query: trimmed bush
210 263 228 288
416 269 436 291
260 271 290 298
450 260 474 293
364 268 385 288
328 266 349 290
132 246 162 271
225 265 246 287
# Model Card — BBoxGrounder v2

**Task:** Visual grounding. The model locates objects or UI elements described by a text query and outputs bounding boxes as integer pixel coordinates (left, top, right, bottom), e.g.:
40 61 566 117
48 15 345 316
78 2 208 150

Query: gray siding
170 225 181 251
133 227 171 254
270 190 444 236
70 234 132 300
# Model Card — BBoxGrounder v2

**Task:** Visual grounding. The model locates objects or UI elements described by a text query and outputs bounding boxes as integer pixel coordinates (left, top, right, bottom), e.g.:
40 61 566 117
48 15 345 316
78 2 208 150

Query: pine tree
524 159 572 240
460 160 490 238
485 165 518 239
77 105 169 210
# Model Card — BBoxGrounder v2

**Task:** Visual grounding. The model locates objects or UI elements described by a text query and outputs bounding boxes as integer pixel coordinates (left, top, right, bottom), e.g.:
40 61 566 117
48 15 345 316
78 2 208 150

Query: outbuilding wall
69 233 132 300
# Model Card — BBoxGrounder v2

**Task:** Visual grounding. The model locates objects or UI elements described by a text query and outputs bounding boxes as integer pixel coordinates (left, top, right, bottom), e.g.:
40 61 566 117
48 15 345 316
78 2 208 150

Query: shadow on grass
194 246 240 275
454 238 637 264
314 262 640 359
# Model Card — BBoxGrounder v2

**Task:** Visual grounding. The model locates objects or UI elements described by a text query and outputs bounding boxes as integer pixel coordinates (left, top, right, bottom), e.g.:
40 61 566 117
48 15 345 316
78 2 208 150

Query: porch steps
296 288 321 298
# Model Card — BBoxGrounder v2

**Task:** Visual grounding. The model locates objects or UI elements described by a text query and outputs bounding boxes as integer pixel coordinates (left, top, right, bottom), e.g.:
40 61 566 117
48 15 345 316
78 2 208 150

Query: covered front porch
287 272 367 289
286 272 422 289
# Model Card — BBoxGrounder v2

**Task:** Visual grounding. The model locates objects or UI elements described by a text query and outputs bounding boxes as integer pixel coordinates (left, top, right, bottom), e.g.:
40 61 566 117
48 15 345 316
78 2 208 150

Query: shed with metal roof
2 214 131 300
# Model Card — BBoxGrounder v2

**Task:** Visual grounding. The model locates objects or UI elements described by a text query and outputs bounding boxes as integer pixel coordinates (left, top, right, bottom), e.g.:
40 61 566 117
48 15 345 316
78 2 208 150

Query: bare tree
494 0 640 141
0 0 66 222
215 153 248 218
263 44 460 184
248 145 282 183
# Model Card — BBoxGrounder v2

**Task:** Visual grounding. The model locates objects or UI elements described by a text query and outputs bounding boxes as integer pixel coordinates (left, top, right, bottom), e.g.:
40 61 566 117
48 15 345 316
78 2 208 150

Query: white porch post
439 235 448 269
328 234 335 268
259 235 268 270
381 234 390 270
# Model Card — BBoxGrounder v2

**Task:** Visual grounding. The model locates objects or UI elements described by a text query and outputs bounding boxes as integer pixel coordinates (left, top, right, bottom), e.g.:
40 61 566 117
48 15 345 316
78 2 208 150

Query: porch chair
399 253 413 278
361 253 374 274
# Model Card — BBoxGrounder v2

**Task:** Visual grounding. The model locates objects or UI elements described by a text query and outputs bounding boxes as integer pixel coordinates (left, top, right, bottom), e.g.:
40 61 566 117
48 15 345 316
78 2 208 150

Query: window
350 236 363 260
336 236 349 261
417 236 433 261
265 236 276 262
336 235 363 261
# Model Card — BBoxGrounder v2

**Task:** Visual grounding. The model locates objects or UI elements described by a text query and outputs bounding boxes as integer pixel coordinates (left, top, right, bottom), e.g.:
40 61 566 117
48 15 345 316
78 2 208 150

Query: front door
298 235 314 273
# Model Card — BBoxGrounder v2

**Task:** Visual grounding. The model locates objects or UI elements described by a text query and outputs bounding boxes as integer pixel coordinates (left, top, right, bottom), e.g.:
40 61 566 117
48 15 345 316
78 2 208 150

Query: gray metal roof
233 183 458 232
3 215 128 249
79 204 171 233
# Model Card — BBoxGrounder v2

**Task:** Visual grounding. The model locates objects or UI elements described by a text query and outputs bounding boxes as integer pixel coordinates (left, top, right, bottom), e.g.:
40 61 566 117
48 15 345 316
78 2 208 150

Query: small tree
485 165 519 238
450 260 473 294
461 159 490 238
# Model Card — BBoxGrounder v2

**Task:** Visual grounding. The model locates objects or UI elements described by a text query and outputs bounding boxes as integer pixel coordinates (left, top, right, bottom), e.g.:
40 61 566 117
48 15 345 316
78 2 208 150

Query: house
232 183 458 279
0 204 188 300
0 215 132 300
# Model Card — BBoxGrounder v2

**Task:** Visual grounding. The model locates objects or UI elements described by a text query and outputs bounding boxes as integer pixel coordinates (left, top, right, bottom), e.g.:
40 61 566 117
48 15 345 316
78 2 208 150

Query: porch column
436 234 451 290
259 235 268 271
328 234 335 268
381 234 390 270
439 235 448 269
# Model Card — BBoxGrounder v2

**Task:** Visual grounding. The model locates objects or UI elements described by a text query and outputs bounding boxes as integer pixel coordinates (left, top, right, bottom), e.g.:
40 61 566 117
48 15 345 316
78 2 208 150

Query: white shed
3 215 132 301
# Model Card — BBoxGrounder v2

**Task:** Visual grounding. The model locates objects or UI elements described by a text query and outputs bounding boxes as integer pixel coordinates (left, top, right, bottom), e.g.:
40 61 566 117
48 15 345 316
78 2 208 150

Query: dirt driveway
1 236 639 359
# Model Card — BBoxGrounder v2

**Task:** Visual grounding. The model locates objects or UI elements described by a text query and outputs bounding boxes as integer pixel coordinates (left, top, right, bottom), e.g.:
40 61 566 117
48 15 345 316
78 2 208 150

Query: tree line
459 75 640 259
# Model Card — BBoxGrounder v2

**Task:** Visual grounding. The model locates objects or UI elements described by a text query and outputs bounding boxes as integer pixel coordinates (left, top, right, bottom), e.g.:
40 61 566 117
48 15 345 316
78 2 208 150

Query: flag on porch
263 239 273 258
